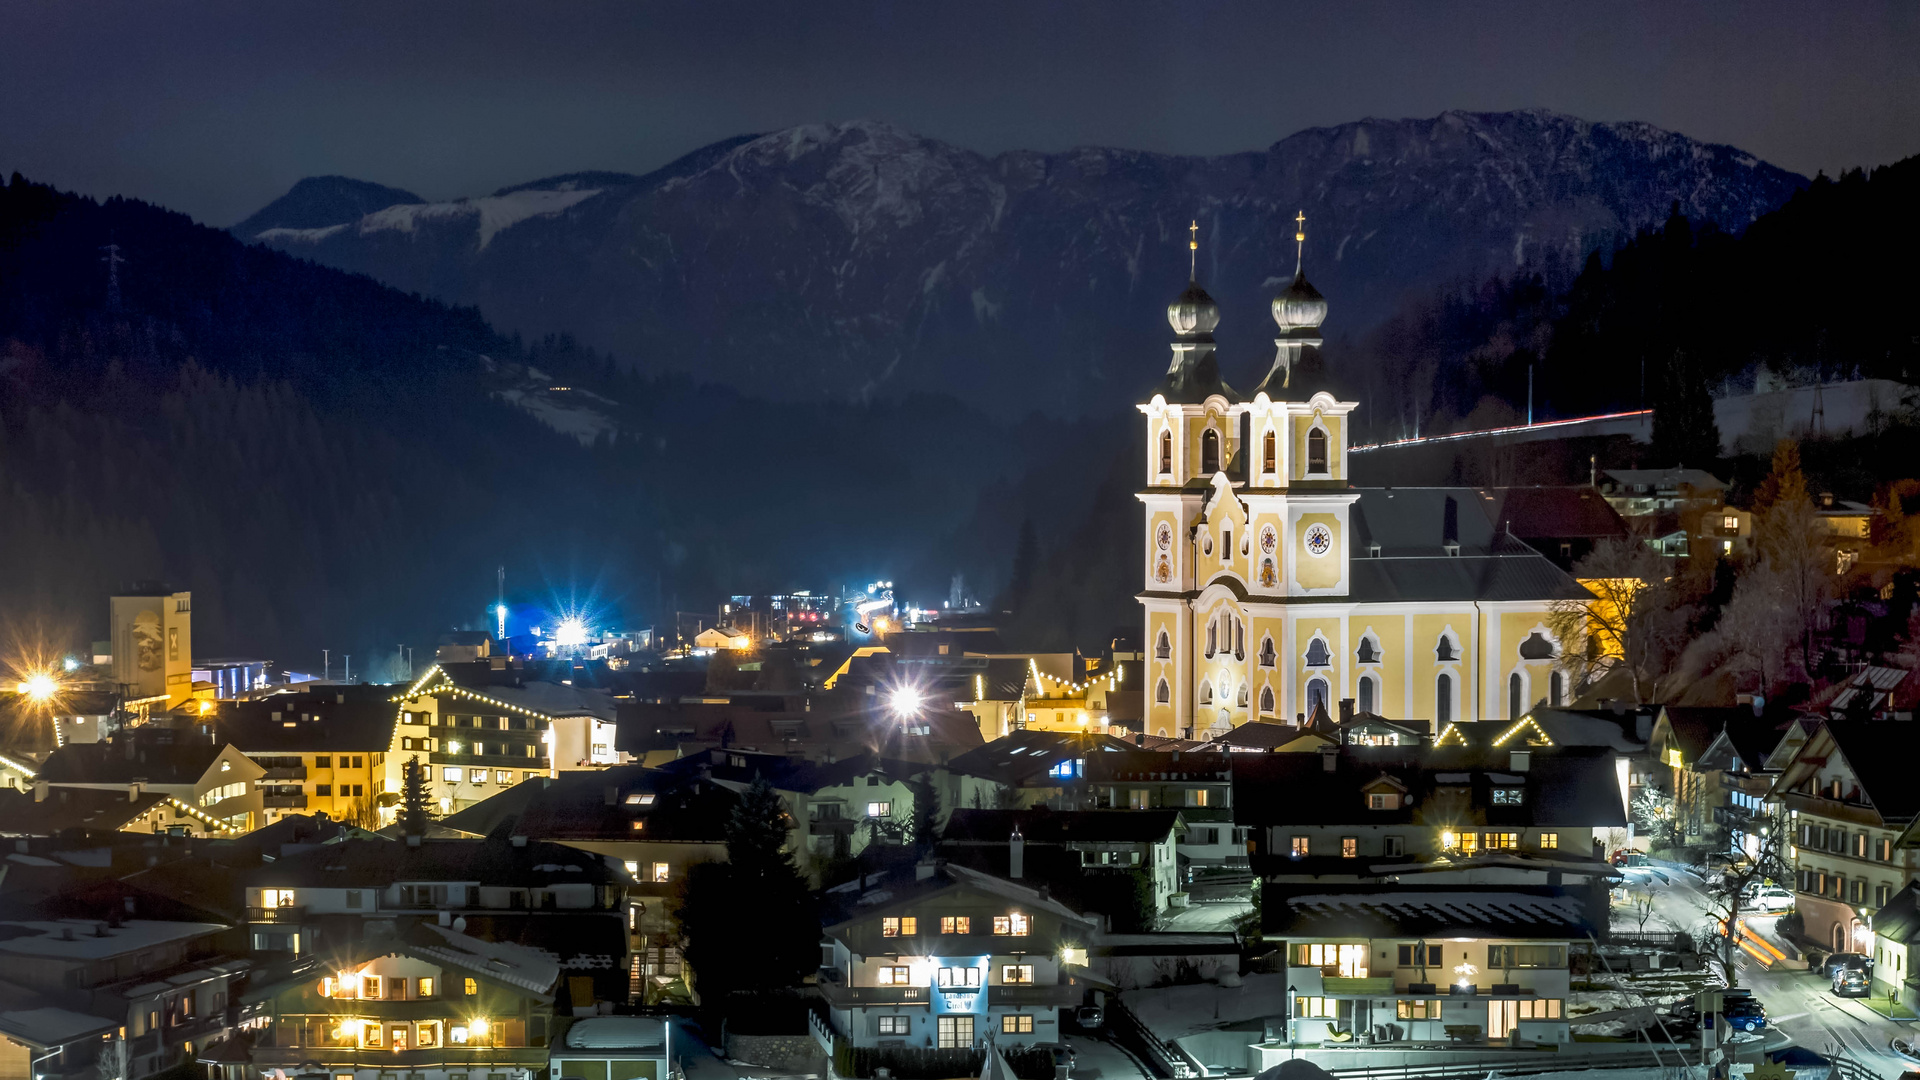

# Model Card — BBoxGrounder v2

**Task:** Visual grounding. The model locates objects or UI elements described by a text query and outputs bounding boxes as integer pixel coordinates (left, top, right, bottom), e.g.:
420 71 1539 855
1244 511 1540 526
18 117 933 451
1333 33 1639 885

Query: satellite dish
855 623 871 635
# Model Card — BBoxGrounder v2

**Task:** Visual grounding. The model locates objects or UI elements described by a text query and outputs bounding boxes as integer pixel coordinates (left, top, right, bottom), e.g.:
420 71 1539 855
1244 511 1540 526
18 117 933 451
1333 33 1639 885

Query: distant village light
16 672 58 702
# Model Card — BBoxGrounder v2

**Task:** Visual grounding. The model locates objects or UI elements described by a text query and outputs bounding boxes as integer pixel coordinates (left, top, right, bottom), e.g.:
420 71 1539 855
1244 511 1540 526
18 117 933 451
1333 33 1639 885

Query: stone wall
726 1033 828 1074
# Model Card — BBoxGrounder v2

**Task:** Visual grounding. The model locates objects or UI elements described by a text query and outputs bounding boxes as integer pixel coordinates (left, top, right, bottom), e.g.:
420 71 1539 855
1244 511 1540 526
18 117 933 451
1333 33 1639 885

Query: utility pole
1527 364 1534 427
323 649 330 681
344 655 351 683
100 243 124 313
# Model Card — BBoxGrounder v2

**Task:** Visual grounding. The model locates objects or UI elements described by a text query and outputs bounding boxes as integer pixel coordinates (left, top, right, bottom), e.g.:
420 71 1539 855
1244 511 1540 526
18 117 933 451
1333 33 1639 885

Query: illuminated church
1137 218 1590 739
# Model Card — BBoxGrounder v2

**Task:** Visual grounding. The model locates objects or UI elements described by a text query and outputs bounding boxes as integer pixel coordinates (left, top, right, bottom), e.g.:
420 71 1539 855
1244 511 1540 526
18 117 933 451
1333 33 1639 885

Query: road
1621 866 1916 1078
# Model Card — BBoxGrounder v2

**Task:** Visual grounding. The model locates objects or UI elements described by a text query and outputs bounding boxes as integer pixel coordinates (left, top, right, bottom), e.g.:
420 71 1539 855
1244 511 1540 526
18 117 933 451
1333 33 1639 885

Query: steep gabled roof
1874 881 1920 944
1265 885 1597 938
943 808 1183 845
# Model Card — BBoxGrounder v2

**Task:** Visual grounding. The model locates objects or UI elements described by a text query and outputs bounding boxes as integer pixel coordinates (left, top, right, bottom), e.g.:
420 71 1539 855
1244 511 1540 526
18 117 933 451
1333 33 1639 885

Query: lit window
992 913 1030 936
1129 790 1150 810
877 966 911 985
1002 1015 1034 1034
625 793 655 805
463 978 477 995
629 821 644 832
1341 837 1357 858
1492 788 1524 805
937 966 981 987
362 975 382 1000
1294 996 1332 1018
1484 832 1519 850
1368 792 1398 810
1539 833 1558 849
418 977 434 997
882 918 901 937
937 1016 973 1050
261 889 297 908
651 863 670 883
877 1016 909 1035
940 916 971 934
867 801 892 818
899 917 917 935
1397 999 1440 1019
1290 836 1309 857
1002 965 1035 984
443 767 463 783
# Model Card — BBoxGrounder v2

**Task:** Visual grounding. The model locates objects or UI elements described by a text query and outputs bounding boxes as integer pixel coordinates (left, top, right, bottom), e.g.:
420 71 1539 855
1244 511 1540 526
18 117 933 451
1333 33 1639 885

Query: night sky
4 0 1917 227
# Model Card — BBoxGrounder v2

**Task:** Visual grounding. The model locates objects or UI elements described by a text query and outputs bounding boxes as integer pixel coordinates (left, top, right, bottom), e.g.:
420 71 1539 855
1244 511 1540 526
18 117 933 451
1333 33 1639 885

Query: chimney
915 859 938 882
1009 823 1025 879
1339 698 1355 724
1509 750 1531 772
1135 733 1145 748
1320 744 1339 772
128 781 141 802
406 833 422 847
511 833 528 847
33 780 47 803
1751 693 1766 718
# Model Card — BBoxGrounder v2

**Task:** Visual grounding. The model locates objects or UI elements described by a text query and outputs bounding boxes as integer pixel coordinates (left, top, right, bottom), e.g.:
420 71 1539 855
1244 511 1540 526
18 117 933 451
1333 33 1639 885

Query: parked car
1075 1004 1105 1029
1724 995 1768 1033
1833 967 1872 997
1813 952 1873 979
1611 850 1650 867
1746 886 1796 913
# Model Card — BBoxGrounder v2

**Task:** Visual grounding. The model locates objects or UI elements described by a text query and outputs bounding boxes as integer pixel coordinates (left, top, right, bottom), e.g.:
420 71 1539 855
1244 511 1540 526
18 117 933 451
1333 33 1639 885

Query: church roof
1341 489 1592 604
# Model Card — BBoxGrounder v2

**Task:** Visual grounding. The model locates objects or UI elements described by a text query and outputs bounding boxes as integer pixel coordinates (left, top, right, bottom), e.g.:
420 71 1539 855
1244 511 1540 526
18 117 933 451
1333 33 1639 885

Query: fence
1107 997 1199 1078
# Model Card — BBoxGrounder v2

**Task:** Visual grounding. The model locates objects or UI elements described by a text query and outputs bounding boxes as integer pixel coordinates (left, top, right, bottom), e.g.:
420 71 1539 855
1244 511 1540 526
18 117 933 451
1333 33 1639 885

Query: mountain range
236 110 1806 413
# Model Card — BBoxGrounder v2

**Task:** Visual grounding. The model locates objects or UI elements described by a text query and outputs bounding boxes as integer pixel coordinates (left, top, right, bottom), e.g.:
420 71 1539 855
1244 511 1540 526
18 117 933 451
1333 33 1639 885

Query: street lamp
15 672 58 703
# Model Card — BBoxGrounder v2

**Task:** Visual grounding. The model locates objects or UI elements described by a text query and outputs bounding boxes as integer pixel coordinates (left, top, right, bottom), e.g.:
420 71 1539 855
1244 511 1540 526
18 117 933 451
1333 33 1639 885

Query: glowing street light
553 617 589 648
888 685 925 717
15 673 58 703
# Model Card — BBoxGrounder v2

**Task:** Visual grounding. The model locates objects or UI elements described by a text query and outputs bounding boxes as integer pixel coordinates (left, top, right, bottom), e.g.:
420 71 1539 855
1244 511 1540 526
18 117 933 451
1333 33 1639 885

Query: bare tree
1708 561 1806 695
1547 537 1692 704
1631 786 1682 851
1751 439 1835 676
1629 889 1660 935
1688 811 1791 987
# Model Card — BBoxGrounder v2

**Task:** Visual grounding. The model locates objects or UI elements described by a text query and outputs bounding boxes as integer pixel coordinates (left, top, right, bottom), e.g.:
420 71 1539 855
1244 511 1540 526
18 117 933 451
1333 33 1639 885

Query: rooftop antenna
1294 210 1307 276
100 242 125 313
1188 219 1198 281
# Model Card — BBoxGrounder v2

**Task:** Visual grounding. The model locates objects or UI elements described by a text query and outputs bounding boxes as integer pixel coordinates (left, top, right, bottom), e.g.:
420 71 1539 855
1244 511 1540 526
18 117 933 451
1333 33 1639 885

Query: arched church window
1357 636 1380 665
1358 674 1375 715
1510 672 1524 719
1205 620 1216 658
1305 638 1330 668
1234 618 1245 661
1550 671 1564 707
1436 673 1453 725
1201 429 1220 474
1307 677 1329 719
1159 429 1173 475
1262 430 1276 474
1199 680 1213 706
1155 631 1170 660
1306 427 1328 475
1259 685 1275 715
1518 631 1555 660
1258 636 1276 668
1222 524 1232 557
1435 635 1458 663
1156 679 1170 704
1236 682 1249 708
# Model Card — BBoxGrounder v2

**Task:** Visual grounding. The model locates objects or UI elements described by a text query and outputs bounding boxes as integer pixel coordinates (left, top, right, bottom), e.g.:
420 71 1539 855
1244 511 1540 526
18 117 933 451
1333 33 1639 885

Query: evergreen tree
1650 349 1721 467
1002 517 1039 615
399 755 434 834
677 778 819 1003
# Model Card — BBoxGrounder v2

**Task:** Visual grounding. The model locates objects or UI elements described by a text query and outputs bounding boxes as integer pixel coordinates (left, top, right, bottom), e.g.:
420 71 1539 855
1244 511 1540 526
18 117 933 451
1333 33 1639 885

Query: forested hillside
1339 157 1920 456
0 174 1111 668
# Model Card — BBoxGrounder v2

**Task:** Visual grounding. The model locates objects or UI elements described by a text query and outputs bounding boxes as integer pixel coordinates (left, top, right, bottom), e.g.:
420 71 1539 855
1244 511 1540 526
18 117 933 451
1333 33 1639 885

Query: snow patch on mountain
355 188 604 249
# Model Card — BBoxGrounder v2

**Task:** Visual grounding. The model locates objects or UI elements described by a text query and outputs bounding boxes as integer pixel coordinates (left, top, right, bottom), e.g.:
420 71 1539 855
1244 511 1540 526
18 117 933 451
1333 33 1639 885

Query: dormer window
1306 428 1328 475
1368 792 1400 810
1201 429 1220 474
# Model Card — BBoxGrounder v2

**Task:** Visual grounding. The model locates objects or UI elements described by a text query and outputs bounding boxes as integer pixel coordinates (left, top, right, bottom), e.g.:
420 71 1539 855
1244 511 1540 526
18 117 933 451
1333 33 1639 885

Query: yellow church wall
1248 512 1284 591
1289 614 1344 720
1144 608 1180 736
1291 411 1344 482
1187 409 1234 478
1292 512 1343 591
1147 509 1181 589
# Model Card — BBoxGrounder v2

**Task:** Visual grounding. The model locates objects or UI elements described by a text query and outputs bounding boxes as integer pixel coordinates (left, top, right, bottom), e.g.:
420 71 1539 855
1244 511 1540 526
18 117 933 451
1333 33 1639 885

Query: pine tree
1650 348 1721 467
1004 517 1039 613
677 777 819 1002
399 755 434 835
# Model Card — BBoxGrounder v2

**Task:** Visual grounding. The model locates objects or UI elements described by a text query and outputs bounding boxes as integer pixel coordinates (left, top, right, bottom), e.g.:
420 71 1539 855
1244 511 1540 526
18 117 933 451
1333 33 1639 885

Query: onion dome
1167 281 1221 337
1271 271 1327 336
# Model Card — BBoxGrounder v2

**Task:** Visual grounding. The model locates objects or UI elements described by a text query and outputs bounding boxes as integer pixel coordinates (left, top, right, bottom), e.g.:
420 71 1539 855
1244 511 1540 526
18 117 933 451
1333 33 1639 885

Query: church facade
1137 221 1592 739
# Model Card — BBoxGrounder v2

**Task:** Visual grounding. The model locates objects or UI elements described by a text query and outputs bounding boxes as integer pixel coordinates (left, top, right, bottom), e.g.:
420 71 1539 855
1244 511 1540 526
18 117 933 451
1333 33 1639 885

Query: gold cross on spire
1294 210 1307 275
1188 219 1199 281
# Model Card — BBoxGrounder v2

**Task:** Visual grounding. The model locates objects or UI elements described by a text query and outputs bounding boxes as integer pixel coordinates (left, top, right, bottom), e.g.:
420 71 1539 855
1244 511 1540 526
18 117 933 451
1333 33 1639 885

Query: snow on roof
0 920 225 961
1269 889 1594 939
0 1006 118 1047
466 681 616 721
562 1016 669 1050
413 923 561 996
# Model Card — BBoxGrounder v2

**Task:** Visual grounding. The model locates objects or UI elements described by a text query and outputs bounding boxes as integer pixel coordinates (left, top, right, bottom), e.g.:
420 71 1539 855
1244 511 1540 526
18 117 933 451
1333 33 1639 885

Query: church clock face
1156 523 1172 551
1260 526 1277 554
1304 522 1334 558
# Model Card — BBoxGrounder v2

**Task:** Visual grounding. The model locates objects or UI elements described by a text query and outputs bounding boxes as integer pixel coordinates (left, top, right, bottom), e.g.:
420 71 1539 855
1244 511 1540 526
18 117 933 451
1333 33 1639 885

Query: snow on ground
494 387 621 446
1124 973 1284 1039
1158 902 1251 933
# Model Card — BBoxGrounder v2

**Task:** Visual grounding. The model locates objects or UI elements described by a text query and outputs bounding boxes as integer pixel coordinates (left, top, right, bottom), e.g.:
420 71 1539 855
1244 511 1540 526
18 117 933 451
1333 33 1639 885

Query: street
1623 866 1917 1078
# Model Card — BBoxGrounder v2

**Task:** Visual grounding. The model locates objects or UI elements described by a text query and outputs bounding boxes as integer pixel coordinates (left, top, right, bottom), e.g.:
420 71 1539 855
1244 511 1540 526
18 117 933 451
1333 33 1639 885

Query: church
1136 218 1592 739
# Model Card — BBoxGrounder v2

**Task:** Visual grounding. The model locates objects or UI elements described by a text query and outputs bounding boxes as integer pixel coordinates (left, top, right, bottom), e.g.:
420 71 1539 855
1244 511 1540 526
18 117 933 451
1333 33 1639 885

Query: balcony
264 793 309 809
247 905 306 923
250 1047 549 1069
990 985 1080 1007
817 984 931 1008
261 766 308 781
1322 977 1395 996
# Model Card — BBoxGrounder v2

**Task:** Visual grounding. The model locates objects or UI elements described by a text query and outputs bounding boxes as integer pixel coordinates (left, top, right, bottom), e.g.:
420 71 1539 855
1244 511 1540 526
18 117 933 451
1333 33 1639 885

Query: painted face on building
133 610 163 671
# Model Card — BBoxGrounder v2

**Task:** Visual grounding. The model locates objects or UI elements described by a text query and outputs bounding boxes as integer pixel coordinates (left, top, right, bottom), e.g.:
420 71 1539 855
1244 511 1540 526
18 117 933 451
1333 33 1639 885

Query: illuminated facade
1137 219 1590 738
